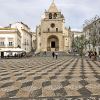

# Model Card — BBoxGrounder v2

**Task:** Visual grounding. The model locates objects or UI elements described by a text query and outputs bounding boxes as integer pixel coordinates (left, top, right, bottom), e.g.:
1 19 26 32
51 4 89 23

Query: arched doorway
47 35 59 51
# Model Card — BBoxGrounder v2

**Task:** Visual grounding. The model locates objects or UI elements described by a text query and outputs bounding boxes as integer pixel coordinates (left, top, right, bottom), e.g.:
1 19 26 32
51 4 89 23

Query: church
36 1 72 52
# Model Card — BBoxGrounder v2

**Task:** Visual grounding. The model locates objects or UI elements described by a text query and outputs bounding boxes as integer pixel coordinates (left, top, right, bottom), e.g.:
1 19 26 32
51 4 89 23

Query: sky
0 0 100 32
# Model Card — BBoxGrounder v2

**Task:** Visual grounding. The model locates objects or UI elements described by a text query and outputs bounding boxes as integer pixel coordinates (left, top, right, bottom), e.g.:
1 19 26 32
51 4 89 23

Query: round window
51 23 55 28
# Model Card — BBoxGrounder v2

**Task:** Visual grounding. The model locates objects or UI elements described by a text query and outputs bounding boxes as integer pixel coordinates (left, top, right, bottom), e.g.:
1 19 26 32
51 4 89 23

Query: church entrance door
51 41 55 48
47 35 59 51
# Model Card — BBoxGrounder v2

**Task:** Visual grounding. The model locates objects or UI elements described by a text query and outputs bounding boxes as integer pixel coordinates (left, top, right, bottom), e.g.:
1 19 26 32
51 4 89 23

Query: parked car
68 50 73 53
74 49 77 52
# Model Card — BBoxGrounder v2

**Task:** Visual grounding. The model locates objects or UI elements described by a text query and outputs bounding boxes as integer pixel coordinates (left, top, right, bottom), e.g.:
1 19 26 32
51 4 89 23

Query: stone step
39 51 68 56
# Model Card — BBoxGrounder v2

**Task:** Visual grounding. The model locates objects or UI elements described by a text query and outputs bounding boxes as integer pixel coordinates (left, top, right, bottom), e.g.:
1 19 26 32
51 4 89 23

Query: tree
72 35 88 57
83 15 100 51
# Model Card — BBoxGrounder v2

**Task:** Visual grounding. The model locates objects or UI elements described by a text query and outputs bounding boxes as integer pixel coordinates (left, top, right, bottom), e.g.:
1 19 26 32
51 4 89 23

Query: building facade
7 22 32 53
72 31 83 38
0 27 21 56
32 32 36 50
83 18 100 55
71 31 83 50
36 1 71 52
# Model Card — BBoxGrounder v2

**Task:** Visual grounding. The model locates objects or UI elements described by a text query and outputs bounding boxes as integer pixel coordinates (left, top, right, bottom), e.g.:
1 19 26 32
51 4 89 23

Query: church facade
36 2 71 52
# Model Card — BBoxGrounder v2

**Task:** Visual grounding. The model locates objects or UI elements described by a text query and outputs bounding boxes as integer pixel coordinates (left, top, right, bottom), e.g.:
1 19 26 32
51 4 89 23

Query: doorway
1 52 4 57
47 35 59 51
51 41 55 48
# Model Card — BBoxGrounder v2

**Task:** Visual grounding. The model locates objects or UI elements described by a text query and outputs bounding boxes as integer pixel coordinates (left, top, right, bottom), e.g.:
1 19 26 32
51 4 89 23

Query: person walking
52 52 55 59
89 51 91 60
94 50 97 61
55 52 58 59
45 51 46 55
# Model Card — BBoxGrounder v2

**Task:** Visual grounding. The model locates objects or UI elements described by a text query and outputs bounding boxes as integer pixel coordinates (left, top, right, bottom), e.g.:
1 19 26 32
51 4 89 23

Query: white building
83 18 100 55
0 27 21 56
32 32 36 50
71 31 83 50
7 22 32 53
71 31 83 38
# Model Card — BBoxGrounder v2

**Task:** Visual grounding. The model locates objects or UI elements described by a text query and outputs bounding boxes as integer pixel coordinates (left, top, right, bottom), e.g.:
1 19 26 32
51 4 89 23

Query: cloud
0 0 100 32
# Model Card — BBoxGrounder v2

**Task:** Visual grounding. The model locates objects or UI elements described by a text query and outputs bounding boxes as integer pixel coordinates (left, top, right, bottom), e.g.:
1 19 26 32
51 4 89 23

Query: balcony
47 47 59 51
0 44 5 47
7 44 14 47
43 31 63 33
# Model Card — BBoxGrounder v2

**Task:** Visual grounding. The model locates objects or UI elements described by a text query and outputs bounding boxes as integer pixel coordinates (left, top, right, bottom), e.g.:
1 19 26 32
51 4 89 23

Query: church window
51 23 55 28
49 13 52 19
53 13 57 19
39 32 41 35
56 28 58 32
48 28 50 32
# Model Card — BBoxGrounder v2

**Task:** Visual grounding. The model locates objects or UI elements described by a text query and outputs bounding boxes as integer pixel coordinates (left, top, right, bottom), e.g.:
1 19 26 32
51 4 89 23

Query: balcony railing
7 44 14 47
47 47 59 51
43 31 63 33
0 44 5 47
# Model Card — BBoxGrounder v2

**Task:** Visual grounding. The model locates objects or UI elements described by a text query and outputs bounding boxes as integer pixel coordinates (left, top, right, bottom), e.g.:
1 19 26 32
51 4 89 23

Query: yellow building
0 27 21 56
7 22 32 53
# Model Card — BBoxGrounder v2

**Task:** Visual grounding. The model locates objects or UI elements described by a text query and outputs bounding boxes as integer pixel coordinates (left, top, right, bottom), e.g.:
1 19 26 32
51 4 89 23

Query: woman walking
52 52 55 59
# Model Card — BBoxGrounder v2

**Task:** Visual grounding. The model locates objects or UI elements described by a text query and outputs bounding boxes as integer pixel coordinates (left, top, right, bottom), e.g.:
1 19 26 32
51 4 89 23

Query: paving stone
56 74 67 79
16 77 26 81
79 75 88 79
42 85 63 97
33 79 51 87
51 79 70 87
26 75 41 80
21 81 33 88
0 56 100 99
42 75 56 80
78 87 92 97
79 80 89 86
0 82 14 88
0 77 11 81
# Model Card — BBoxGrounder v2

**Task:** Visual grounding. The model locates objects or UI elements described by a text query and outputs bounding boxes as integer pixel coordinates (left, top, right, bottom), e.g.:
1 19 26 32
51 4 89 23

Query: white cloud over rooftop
0 0 100 32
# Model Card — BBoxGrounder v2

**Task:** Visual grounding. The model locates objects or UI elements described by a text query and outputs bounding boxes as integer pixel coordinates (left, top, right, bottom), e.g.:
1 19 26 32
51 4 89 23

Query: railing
0 44 5 47
43 31 63 33
47 47 59 51
7 44 14 47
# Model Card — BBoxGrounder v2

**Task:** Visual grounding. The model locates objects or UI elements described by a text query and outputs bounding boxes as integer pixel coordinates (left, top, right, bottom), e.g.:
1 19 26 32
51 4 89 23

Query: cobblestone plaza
0 56 100 100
